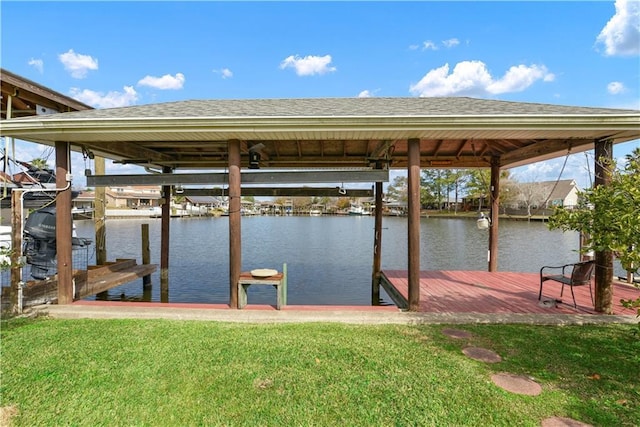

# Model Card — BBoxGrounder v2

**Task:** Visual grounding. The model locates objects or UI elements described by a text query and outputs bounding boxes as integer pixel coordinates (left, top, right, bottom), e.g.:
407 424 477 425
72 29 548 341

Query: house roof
186 196 222 205
1 68 92 119
517 179 579 200
2 69 639 172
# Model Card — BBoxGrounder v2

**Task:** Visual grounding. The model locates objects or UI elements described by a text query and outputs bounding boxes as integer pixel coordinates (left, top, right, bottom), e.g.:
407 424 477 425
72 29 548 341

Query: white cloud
137 73 185 90
422 41 438 50
58 49 98 79
415 38 459 51
596 0 640 56
69 86 138 108
607 81 626 94
409 61 554 97
28 58 44 73
486 64 555 94
358 90 374 98
279 55 336 76
442 38 460 48
213 68 233 79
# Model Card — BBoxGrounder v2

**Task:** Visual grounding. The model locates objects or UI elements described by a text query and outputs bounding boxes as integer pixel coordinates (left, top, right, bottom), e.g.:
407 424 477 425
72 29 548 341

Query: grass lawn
1 317 639 426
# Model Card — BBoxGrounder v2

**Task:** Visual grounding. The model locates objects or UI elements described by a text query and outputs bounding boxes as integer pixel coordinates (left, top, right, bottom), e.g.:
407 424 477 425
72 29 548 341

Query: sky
1 0 639 191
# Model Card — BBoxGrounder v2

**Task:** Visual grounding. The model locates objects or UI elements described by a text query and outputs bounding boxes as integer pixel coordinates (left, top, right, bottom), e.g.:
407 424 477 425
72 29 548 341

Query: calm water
73 215 594 306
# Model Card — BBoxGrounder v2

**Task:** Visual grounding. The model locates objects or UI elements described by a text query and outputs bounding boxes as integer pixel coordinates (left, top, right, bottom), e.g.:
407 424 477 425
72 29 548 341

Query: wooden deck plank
381 270 639 315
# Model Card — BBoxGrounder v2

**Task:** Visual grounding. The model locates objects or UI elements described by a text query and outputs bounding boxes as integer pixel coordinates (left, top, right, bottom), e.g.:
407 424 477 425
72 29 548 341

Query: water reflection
75 216 590 306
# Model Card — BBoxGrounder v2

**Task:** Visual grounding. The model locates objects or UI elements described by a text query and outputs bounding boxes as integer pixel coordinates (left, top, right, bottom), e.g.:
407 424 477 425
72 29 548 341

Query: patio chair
539 260 595 308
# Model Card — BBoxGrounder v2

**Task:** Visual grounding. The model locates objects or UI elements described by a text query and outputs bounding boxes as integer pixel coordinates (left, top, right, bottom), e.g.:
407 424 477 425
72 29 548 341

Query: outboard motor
23 206 92 280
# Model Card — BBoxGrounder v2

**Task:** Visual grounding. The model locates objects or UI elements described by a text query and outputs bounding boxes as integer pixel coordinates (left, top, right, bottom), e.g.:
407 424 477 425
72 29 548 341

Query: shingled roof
2 85 639 171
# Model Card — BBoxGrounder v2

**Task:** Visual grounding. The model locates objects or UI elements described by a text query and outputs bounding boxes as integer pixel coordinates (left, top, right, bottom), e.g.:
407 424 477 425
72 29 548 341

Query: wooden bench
539 260 595 308
238 264 287 310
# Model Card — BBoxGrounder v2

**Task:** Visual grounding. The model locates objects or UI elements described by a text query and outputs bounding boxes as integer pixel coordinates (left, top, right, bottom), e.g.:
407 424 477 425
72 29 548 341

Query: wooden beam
229 140 241 309
1 70 92 112
488 157 500 272
431 140 444 157
455 140 467 159
10 191 22 313
594 138 614 314
87 169 389 187
160 167 171 302
372 181 383 305
370 140 396 158
182 187 373 198
55 141 73 304
94 157 107 265
499 139 572 165
407 138 421 311
86 141 174 165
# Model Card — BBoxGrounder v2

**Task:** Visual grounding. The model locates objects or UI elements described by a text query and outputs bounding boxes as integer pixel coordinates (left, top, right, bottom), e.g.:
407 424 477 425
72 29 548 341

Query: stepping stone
462 347 502 363
442 328 473 339
491 373 541 396
540 416 593 427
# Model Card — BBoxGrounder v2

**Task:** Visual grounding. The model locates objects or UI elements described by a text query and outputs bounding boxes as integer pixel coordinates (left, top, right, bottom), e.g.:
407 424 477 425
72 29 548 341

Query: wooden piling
228 139 241 309
594 138 614 313
407 138 421 311
160 167 171 303
488 157 500 272
372 181 383 305
55 141 73 304
10 191 22 313
94 156 107 265
141 224 151 287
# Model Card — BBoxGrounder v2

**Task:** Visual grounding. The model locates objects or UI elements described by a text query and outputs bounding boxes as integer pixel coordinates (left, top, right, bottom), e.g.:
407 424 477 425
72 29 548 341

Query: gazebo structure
2 69 639 312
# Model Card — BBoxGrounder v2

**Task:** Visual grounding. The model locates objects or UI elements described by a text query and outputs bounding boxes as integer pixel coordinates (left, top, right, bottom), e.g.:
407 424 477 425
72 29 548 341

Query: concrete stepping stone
540 416 593 426
442 328 473 339
462 346 502 363
491 373 541 396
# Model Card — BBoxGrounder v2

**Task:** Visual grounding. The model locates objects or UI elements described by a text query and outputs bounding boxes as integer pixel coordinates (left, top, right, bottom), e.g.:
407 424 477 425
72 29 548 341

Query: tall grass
1 318 638 426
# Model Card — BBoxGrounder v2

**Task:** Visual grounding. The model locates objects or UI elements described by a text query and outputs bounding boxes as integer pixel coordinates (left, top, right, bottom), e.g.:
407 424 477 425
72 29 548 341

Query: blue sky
1 0 639 190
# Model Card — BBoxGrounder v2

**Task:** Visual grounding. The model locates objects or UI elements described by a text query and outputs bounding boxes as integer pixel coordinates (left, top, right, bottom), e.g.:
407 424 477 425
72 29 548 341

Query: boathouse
2 68 639 313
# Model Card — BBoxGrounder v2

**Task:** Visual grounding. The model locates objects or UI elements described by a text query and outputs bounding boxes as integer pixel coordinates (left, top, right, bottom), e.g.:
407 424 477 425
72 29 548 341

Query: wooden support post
10 191 22 313
94 156 107 265
141 223 151 287
407 138 421 311
160 166 171 303
229 139 241 308
94 156 109 300
55 141 73 305
372 181 383 305
594 139 614 314
488 157 500 272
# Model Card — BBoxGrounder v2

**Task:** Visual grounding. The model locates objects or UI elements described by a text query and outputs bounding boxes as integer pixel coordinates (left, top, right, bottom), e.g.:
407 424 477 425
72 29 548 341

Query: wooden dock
2 259 157 308
380 270 639 316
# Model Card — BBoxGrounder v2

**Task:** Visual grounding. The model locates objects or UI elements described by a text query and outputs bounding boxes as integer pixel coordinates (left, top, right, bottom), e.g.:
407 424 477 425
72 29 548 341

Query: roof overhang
1 96 638 171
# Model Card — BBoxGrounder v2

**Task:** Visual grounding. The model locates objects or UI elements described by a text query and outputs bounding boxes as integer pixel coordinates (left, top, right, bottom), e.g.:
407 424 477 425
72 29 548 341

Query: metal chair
539 260 595 308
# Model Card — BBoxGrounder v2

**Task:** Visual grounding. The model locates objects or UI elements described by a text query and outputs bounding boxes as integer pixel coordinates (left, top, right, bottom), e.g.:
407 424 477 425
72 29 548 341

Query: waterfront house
106 185 162 209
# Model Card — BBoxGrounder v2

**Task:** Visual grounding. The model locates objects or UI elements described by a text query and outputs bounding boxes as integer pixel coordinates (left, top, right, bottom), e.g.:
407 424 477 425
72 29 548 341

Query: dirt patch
0 405 19 426
441 328 473 339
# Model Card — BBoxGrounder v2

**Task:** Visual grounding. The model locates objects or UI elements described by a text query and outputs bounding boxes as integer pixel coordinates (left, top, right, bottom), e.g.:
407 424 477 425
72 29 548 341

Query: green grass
1 318 639 426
